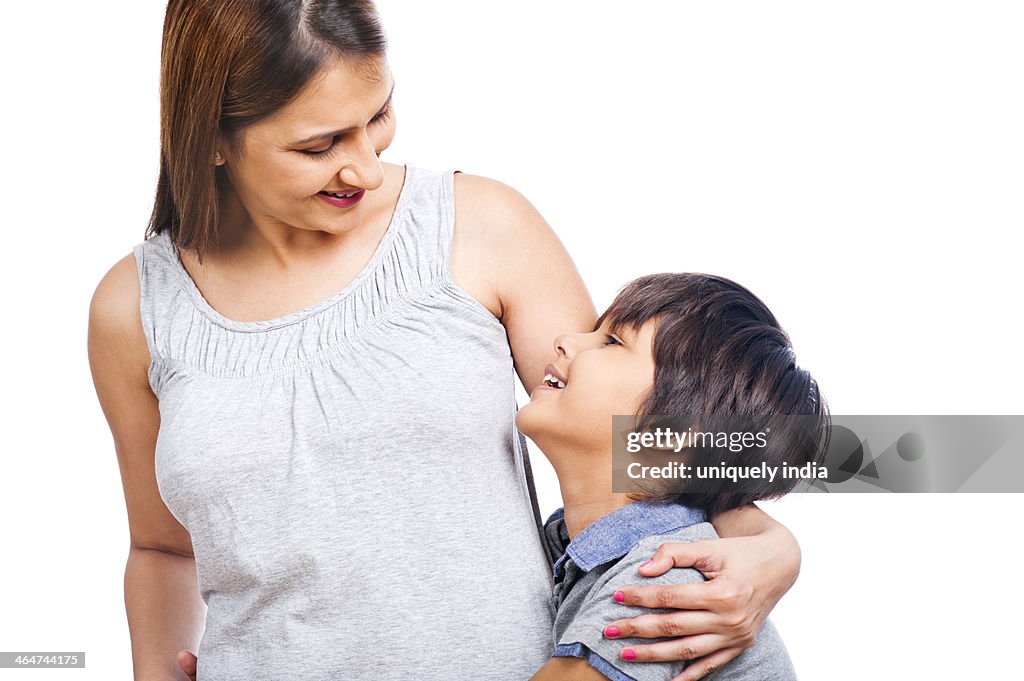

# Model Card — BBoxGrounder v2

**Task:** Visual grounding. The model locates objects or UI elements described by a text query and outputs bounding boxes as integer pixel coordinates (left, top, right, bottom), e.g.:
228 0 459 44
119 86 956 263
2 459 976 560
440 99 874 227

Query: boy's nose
554 331 593 358
553 332 574 358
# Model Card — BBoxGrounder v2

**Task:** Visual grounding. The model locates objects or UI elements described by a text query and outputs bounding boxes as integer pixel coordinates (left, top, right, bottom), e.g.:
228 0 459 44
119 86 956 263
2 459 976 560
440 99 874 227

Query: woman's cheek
375 117 397 152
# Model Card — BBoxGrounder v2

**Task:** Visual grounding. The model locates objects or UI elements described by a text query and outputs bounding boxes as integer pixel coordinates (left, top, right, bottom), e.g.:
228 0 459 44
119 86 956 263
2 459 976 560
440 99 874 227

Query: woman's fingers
616 575 755 617
177 649 198 681
637 540 724 578
607 604 754 649
614 634 726 664
610 578 758 649
615 581 713 611
604 611 718 640
670 647 747 681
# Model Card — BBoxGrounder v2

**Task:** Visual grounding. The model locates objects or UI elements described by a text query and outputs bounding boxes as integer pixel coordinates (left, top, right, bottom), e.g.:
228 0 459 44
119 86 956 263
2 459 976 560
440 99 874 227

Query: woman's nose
336 133 385 190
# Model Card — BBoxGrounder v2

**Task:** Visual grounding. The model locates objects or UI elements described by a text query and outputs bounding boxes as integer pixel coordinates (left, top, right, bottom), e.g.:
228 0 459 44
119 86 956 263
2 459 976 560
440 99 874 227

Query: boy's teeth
542 373 566 388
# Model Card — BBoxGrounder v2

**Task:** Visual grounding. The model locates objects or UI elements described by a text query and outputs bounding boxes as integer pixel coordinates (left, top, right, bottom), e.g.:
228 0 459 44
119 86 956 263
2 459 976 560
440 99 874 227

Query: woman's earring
214 151 224 166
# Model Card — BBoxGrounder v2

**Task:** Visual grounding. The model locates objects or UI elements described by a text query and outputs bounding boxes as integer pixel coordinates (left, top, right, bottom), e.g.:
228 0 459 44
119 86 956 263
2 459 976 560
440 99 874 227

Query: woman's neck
215 188 338 268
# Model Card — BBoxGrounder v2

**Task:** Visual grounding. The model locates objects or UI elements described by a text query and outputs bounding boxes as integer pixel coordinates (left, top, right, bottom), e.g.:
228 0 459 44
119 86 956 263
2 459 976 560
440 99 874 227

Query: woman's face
218 55 397 235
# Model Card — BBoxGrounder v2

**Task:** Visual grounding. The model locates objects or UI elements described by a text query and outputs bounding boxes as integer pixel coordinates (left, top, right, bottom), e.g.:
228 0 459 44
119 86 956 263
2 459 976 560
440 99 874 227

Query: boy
518 273 828 681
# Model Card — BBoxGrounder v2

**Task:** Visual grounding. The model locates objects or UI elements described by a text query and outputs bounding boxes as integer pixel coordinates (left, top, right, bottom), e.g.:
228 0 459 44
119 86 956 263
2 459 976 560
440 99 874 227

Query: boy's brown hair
600 273 830 515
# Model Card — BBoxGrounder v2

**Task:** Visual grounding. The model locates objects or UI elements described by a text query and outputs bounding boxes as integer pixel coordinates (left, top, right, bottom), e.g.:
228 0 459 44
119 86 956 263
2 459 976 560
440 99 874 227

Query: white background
1 1 1022 679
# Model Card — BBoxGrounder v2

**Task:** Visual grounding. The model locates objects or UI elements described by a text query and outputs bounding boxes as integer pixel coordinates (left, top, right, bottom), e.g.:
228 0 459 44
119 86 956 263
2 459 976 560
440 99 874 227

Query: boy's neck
545 442 632 540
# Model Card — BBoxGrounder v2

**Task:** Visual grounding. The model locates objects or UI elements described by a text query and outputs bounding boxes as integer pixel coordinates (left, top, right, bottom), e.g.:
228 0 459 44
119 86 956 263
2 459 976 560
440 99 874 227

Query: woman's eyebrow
291 82 395 146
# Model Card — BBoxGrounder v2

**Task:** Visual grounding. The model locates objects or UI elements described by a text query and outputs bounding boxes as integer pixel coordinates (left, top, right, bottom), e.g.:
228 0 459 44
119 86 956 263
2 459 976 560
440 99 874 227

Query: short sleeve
554 522 798 681
554 526 713 681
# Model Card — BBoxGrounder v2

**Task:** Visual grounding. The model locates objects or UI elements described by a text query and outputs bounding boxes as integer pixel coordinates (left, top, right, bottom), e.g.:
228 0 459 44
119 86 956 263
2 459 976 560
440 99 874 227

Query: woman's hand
177 649 197 681
604 514 800 681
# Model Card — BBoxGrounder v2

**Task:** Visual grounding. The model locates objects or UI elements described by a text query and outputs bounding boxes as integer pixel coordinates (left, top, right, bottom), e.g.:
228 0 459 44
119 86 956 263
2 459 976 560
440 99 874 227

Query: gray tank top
132 165 555 679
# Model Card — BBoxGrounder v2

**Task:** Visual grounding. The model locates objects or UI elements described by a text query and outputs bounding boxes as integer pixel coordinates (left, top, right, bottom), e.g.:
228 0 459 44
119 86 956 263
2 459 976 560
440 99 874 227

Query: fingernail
604 626 621 638
639 560 653 568
621 649 637 661
613 590 625 603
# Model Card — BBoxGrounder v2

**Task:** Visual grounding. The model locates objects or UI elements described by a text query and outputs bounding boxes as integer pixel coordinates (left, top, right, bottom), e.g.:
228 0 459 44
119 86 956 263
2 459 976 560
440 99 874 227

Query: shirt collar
546 501 707 581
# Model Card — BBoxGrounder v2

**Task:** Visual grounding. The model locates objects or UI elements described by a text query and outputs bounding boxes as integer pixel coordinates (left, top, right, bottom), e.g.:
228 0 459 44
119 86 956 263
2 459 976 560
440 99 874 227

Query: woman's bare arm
88 254 205 680
450 173 598 393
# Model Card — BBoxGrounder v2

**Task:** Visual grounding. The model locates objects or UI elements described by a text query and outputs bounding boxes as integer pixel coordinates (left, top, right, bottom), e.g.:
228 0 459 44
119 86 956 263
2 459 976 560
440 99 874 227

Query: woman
87 1 801 679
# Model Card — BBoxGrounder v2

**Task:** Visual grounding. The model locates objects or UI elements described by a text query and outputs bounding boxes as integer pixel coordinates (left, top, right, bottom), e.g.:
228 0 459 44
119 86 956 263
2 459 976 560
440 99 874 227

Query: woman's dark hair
600 273 830 515
147 0 388 263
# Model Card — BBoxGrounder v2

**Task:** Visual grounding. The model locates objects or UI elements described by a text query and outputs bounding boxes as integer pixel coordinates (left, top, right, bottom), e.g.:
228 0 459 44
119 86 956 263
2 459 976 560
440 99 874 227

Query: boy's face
516 317 657 453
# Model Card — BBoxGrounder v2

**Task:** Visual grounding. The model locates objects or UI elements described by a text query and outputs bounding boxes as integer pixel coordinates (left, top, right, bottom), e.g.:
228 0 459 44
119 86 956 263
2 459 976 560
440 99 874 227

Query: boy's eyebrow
603 318 637 342
291 82 395 146
614 326 637 343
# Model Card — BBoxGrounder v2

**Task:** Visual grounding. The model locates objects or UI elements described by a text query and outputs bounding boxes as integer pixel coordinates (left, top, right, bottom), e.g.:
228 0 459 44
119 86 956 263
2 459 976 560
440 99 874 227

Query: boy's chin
514 403 537 437
514 401 550 442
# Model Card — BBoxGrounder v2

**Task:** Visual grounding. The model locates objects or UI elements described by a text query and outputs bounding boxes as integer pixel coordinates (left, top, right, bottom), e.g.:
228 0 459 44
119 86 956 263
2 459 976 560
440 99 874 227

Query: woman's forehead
247 57 393 141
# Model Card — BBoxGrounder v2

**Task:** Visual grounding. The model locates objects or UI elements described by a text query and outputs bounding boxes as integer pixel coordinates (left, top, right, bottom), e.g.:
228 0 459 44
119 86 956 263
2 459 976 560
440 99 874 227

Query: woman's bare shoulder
450 171 563 268
90 253 141 331
88 252 150 384
449 172 562 320
452 172 541 233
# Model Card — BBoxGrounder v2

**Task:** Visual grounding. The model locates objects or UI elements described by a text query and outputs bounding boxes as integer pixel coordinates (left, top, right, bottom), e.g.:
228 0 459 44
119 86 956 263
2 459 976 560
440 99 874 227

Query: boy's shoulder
553 519 797 681
575 522 720 622
626 521 720 571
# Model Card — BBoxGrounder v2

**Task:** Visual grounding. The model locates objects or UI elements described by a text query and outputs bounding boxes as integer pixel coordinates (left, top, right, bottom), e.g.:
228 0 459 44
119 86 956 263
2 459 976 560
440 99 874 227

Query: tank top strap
390 165 462 288
132 234 192 393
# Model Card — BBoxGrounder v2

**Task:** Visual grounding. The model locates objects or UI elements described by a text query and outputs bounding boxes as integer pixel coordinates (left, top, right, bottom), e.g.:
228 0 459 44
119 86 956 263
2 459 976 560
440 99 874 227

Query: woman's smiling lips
316 188 365 207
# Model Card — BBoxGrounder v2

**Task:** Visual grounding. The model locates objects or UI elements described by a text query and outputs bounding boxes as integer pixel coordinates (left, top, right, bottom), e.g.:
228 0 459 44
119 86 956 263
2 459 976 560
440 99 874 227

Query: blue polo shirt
542 501 797 681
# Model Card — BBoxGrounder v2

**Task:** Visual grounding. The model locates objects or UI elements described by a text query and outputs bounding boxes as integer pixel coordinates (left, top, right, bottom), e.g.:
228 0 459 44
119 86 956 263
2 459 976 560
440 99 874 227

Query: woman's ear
213 132 232 166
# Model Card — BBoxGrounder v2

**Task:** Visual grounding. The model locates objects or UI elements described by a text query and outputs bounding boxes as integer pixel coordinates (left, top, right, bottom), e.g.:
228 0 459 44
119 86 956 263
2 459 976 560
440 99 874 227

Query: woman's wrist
709 503 776 538
710 504 801 596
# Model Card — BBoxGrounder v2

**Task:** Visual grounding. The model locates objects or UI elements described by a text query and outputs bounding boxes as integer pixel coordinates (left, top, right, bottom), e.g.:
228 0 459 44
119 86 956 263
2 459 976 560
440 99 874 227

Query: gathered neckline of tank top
159 164 417 333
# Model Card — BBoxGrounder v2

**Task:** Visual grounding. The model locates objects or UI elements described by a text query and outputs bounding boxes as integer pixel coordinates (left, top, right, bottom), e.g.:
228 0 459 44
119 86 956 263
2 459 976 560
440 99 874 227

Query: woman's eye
301 140 336 156
605 335 621 346
299 106 391 158
371 104 392 126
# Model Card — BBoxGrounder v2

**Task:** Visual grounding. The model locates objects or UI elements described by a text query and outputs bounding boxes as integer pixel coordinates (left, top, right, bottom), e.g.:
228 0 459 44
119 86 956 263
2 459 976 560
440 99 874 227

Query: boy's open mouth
542 373 566 389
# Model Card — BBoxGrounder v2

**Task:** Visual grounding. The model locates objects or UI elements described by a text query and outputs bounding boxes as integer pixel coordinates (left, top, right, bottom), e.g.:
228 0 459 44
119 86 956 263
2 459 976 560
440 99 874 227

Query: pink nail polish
639 560 653 568
604 626 621 638
613 590 625 603
621 649 637 661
